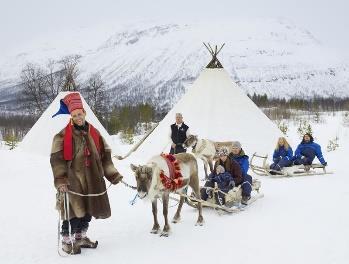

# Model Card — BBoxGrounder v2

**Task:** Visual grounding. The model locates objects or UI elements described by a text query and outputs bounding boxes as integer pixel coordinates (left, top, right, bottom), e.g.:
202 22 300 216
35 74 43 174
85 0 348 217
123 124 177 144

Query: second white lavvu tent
133 45 282 161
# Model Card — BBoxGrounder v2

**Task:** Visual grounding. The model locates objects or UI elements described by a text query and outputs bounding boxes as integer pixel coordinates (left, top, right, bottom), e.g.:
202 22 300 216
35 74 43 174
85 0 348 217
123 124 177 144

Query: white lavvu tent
133 44 283 161
19 91 118 156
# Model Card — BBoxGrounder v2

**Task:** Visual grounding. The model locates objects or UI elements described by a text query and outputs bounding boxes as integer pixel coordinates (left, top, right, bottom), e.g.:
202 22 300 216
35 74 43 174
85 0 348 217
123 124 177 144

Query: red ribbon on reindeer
159 153 184 191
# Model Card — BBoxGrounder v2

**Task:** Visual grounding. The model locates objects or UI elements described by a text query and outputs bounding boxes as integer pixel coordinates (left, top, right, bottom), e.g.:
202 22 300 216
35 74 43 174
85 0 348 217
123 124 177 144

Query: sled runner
183 179 263 213
250 152 333 177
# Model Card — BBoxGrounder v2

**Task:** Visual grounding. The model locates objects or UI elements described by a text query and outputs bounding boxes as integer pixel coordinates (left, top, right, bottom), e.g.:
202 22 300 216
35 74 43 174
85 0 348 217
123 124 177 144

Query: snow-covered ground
0 112 348 264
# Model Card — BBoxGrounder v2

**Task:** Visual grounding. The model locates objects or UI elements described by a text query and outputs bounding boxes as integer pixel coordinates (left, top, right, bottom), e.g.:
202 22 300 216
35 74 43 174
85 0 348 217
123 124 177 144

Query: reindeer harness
159 153 184 191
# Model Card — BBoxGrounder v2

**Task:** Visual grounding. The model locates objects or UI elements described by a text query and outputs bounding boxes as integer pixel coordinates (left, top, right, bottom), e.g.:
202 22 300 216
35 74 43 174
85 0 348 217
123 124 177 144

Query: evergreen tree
120 127 134 144
4 132 19 150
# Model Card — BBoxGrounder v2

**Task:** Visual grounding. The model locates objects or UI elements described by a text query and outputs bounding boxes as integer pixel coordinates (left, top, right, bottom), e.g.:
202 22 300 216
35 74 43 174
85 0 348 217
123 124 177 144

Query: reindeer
183 135 234 179
130 153 204 237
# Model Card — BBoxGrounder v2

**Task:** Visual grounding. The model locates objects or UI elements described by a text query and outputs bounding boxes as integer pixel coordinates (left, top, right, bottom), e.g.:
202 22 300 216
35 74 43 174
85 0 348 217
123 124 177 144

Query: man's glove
112 174 123 185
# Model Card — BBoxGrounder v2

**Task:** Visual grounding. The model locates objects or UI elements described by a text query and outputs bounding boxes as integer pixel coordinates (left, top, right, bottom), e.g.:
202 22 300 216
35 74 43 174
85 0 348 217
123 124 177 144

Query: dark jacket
214 158 243 185
171 123 189 145
294 139 326 165
229 149 249 176
273 146 293 163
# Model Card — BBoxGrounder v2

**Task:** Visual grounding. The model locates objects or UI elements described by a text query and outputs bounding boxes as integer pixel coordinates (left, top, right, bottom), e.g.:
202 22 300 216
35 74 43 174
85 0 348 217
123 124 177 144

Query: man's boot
75 230 98 249
62 235 81 254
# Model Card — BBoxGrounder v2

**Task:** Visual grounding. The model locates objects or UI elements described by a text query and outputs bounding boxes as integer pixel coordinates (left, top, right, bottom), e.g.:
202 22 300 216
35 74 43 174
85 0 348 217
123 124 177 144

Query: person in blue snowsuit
270 137 293 172
293 133 327 166
228 141 252 205
207 165 234 205
201 147 241 205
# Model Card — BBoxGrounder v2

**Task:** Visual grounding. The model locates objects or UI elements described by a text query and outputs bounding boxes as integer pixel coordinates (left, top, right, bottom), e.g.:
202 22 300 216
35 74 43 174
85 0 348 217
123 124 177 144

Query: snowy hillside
0 112 348 264
0 18 348 111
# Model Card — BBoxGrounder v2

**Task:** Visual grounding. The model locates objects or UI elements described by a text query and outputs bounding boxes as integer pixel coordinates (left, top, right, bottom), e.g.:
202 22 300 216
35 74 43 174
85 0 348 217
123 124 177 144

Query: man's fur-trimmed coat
50 125 121 219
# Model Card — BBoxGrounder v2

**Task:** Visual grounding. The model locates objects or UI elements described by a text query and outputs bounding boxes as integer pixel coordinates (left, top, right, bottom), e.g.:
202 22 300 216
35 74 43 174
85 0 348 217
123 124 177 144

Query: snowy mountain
0 18 348 111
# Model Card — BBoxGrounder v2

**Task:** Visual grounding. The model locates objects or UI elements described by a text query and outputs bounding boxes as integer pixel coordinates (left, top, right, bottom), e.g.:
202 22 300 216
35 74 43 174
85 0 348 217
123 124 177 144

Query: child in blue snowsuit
229 141 252 205
293 133 327 166
270 137 293 172
207 165 234 205
201 147 238 205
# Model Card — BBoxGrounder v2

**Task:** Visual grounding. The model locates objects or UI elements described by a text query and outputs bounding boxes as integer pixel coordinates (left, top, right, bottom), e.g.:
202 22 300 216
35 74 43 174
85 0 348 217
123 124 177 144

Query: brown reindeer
130 153 204 237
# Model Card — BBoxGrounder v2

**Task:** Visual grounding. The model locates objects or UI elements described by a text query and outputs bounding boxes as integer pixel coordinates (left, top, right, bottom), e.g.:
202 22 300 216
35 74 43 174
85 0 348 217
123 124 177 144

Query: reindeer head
183 135 198 149
130 164 153 199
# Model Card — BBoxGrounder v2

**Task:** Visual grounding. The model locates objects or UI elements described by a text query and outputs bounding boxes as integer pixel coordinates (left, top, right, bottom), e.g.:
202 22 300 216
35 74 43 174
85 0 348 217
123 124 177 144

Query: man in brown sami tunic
50 92 123 254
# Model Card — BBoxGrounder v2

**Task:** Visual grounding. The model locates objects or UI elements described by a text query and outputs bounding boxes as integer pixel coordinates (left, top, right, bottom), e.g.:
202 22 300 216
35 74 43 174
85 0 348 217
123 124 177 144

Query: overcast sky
1 0 349 58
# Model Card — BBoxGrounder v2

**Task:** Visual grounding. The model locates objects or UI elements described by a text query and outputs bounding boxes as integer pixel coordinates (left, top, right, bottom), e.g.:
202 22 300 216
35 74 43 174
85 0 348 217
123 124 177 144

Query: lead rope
129 194 139 205
66 180 136 197
121 180 137 190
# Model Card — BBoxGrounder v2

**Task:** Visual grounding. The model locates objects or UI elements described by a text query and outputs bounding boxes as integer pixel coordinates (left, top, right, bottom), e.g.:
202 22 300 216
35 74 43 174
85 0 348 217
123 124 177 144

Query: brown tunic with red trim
50 123 121 219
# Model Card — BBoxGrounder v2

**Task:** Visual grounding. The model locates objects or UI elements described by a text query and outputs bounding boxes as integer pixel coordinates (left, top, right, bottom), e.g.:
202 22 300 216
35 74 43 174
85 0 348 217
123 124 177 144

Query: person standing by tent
269 137 293 173
293 133 327 167
229 141 252 205
169 113 190 154
50 92 123 254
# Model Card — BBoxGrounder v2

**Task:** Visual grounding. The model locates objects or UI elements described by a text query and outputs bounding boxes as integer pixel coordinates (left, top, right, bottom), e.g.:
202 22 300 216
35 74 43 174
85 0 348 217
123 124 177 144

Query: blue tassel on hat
52 100 70 118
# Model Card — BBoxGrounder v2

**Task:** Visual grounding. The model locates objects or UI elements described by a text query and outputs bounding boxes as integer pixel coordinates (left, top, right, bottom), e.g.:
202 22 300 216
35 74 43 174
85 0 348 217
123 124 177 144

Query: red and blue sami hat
52 92 84 118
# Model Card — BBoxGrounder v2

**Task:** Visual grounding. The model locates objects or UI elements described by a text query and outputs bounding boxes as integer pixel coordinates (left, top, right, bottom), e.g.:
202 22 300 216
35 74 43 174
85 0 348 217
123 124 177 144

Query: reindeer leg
160 193 170 237
191 184 204 226
172 195 185 223
150 199 160 234
208 159 214 173
196 195 204 226
202 158 209 180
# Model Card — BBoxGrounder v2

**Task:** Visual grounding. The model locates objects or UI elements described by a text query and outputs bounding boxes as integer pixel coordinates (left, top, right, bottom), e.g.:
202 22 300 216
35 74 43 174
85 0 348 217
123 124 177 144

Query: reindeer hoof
160 231 169 237
172 217 181 224
195 219 205 226
150 228 160 234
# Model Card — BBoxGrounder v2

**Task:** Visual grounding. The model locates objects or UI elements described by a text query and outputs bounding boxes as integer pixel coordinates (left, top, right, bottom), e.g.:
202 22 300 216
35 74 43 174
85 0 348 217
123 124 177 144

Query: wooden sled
183 179 263 213
214 141 234 153
250 152 270 176
250 152 333 177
